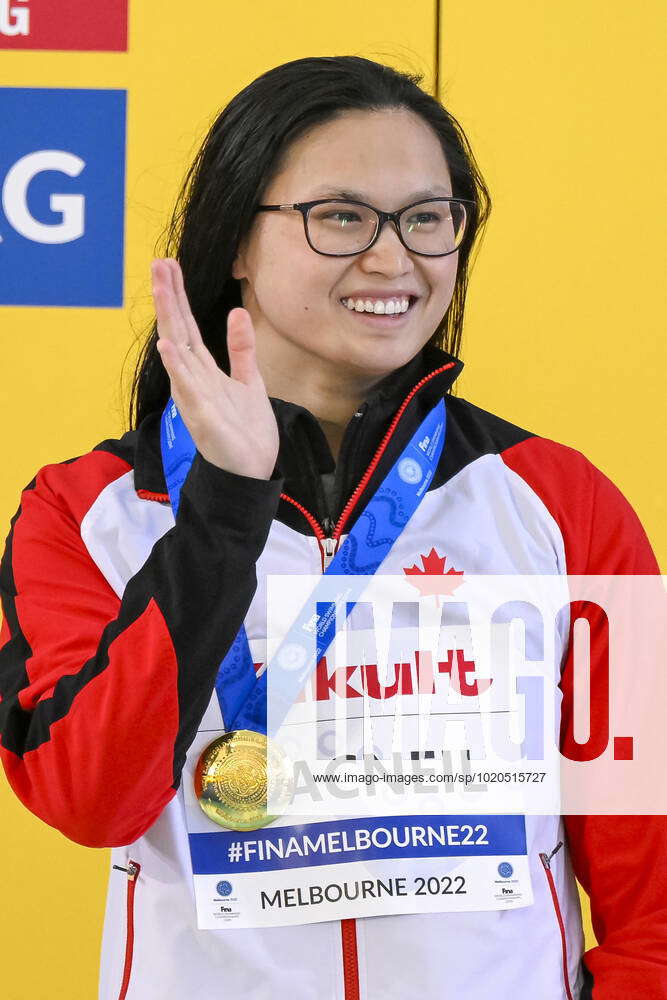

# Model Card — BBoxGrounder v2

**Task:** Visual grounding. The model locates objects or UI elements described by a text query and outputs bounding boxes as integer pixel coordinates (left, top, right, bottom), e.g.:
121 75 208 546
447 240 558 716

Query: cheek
291 266 348 316
428 257 458 307
261 246 337 310
254 271 328 333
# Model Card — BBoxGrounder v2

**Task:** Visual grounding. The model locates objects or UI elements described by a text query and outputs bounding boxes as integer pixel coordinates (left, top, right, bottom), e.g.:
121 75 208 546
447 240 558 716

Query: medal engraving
194 730 293 831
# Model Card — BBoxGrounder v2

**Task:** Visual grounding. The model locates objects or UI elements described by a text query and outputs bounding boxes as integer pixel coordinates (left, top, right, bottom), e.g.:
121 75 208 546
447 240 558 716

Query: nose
358 217 413 273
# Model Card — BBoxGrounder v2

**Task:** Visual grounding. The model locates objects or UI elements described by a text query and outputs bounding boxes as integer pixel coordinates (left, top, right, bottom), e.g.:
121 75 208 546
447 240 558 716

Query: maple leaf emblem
403 547 465 605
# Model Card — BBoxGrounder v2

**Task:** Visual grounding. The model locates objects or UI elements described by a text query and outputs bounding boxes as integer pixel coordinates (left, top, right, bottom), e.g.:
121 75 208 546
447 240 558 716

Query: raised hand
151 257 279 480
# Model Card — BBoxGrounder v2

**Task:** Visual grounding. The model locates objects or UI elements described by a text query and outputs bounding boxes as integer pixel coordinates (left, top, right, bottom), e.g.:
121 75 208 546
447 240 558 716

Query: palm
151 258 279 479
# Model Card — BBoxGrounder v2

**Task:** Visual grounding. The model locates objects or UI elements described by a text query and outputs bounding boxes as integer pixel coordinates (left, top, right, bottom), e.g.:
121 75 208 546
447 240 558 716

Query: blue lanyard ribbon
160 393 447 738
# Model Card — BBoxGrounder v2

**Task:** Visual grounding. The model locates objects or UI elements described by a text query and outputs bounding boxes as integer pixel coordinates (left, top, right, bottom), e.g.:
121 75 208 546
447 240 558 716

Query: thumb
227 308 261 385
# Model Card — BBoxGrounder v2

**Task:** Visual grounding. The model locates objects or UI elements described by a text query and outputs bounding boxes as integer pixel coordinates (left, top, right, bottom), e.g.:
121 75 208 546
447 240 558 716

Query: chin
340 336 424 375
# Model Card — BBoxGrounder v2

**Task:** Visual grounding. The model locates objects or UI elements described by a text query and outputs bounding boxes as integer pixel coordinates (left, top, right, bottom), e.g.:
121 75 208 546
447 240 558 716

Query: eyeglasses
253 197 475 257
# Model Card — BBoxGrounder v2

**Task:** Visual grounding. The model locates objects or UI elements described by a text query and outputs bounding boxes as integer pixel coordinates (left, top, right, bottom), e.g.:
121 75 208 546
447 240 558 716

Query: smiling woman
229 108 464 419
0 54 664 1000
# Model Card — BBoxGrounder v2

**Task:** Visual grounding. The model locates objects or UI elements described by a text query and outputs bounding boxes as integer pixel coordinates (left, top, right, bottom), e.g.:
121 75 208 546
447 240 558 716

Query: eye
323 210 362 226
406 212 442 227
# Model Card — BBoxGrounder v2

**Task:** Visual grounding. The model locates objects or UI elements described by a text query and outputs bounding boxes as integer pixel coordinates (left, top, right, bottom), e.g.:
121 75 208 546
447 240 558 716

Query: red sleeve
0 448 282 849
502 436 667 997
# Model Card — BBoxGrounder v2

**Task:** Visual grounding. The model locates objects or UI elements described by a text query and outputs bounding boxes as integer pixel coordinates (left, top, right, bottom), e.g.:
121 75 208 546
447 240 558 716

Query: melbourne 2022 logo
0 88 127 306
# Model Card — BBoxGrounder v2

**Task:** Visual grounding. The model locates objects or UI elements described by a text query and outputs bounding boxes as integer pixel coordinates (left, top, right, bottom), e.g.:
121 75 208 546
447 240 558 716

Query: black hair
126 55 491 430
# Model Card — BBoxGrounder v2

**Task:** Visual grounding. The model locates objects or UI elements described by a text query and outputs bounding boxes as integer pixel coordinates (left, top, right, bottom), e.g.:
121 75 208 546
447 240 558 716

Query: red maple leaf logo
403 547 465 605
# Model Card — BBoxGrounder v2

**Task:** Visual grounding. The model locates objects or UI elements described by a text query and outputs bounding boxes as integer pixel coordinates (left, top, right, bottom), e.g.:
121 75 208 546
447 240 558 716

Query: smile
339 296 418 323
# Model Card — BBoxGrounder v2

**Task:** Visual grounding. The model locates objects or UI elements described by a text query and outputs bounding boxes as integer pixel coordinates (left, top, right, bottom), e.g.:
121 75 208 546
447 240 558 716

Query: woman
0 56 664 1000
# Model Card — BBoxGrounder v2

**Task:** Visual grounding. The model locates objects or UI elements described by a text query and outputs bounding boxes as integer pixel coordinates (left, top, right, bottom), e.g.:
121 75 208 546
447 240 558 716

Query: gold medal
194 730 293 832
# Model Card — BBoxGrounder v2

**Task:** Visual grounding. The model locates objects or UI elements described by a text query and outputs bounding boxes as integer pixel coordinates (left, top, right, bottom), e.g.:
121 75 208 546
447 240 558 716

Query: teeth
341 296 411 314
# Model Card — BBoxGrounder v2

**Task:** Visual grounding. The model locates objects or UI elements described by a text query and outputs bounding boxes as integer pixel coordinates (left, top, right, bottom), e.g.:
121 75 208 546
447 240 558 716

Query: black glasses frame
253 196 476 257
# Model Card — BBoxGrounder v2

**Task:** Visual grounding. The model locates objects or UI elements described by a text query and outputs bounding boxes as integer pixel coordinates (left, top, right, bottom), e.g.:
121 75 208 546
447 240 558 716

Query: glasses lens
306 201 378 254
306 200 468 255
400 200 467 255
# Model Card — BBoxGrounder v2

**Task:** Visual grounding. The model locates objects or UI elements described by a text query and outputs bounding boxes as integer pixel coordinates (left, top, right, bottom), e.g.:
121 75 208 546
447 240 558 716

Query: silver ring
184 343 192 351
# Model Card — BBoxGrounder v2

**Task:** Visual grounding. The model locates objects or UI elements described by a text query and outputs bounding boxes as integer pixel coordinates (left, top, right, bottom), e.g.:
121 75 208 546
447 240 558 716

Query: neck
260 357 388 461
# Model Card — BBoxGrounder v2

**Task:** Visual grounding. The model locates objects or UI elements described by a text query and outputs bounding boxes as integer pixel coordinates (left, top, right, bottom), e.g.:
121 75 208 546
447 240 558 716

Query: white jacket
1 346 663 999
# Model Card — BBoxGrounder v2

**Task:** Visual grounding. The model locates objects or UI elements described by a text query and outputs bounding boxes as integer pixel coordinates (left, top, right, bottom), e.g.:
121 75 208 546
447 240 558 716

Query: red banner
0 0 128 51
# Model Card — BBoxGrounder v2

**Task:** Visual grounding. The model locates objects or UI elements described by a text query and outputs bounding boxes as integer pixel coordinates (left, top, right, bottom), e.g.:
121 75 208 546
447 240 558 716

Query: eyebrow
308 186 453 202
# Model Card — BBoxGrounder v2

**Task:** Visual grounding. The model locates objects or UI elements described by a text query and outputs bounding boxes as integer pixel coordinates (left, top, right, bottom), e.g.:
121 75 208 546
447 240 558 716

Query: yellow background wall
0 2 664 996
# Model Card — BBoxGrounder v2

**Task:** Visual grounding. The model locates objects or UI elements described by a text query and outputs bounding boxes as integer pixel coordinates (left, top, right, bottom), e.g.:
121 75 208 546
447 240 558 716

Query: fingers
227 307 261 386
151 262 276 476
152 258 212 384
167 259 207 352
152 258 200 348
152 258 211 402
152 257 262 397
155 337 200 414
151 259 187 347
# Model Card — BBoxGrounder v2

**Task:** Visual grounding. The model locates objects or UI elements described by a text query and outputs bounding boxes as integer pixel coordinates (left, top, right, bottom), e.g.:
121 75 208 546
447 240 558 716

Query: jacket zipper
321 517 337 569
341 918 361 1000
136 364 456 525
281 363 454 1000
112 861 141 1000
280 362 456 572
539 842 573 1000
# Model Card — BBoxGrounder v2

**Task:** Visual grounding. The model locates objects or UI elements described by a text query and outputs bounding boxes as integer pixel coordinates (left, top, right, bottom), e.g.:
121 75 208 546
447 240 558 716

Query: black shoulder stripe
0 459 151 759
92 428 137 468
434 394 536 488
0 485 36 711
0 452 128 716
0 578 154 760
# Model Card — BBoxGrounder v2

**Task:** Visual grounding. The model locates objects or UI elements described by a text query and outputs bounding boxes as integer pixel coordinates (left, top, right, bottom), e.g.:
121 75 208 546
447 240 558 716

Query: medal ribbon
160 393 446 738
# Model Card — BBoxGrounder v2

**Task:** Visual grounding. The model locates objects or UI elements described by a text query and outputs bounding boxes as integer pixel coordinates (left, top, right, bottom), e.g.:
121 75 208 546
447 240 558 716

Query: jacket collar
133 344 464 517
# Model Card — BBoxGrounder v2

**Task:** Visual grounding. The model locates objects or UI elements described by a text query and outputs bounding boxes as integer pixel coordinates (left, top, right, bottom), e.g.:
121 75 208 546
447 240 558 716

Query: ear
231 254 245 281
231 238 248 281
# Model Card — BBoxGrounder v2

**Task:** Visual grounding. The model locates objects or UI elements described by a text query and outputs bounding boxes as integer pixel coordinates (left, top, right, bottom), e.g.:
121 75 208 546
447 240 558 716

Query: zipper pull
319 516 338 570
113 861 139 881
321 536 337 570
539 840 563 870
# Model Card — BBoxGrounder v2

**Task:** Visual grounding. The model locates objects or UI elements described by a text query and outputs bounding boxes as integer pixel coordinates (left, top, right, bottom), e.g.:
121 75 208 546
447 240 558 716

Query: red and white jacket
1 345 665 999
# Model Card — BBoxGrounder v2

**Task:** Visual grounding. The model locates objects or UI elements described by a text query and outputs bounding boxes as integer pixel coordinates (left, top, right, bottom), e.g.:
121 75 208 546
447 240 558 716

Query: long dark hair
126 55 491 430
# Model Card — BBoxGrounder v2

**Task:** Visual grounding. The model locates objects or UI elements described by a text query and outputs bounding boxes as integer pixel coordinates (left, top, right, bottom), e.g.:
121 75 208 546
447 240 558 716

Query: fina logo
216 880 233 897
1 150 85 245
277 642 308 672
497 862 514 879
0 0 29 37
398 457 423 485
